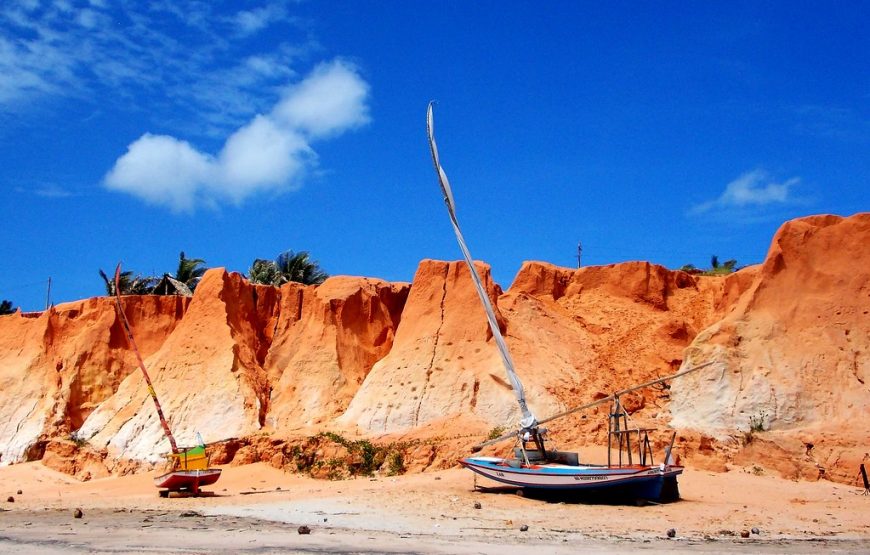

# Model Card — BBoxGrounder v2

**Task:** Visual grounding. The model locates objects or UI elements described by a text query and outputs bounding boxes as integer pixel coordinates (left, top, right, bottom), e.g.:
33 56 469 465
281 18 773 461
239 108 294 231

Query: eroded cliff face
0 213 867 486
671 213 870 482
0 295 187 465
492 260 750 447
340 260 525 434
75 270 279 466
266 276 409 429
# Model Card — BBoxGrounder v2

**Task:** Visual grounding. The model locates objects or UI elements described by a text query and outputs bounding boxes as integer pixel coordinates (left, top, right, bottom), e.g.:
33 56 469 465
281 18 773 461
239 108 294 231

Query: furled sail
426 102 538 432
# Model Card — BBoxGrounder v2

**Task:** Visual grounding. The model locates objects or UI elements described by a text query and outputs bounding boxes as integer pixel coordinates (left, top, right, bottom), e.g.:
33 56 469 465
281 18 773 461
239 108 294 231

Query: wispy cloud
104 60 370 212
14 183 75 198
691 169 800 215
792 104 870 143
0 1 307 133
234 4 289 36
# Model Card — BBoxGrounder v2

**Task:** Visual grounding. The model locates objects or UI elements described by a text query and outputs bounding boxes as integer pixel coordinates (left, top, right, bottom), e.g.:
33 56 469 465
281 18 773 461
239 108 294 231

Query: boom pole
472 361 719 451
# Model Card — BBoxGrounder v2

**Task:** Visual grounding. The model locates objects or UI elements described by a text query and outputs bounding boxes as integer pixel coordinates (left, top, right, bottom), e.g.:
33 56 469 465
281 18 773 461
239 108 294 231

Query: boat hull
461 457 682 502
154 469 222 493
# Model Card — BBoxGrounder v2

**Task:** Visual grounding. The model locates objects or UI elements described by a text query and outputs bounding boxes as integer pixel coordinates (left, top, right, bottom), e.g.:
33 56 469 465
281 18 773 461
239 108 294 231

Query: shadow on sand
473 482 682 507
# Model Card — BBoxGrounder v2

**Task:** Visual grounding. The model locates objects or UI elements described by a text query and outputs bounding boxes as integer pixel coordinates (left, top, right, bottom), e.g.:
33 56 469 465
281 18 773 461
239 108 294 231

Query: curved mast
112 263 179 454
426 103 538 432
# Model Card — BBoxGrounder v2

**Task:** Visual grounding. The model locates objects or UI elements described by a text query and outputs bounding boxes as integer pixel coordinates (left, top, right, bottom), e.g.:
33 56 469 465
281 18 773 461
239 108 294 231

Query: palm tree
247 259 282 285
275 250 328 285
173 251 207 290
0 299 16 315
99 269 157 295
247 250 329 286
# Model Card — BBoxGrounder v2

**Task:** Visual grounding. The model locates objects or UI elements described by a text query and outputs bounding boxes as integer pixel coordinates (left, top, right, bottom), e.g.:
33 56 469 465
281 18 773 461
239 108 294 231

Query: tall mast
426 103 538 432
112 263 179 454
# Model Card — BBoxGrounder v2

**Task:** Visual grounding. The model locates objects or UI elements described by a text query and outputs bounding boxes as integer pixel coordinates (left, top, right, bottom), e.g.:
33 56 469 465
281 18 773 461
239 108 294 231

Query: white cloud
273 61 371 138
104 134 215 212
218 115 310 196
104 60 369 212
691 169 799 214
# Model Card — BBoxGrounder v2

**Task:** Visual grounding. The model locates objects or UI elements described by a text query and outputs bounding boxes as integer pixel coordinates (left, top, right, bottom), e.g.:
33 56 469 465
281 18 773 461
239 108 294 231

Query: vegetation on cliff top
247 250 328 286
679 255 740 276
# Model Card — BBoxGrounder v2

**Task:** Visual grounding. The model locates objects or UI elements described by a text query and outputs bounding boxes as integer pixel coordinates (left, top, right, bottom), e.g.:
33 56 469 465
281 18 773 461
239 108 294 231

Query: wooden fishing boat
154 469 222 492
152 444 222 495
460 458 681 500
426 103 713 503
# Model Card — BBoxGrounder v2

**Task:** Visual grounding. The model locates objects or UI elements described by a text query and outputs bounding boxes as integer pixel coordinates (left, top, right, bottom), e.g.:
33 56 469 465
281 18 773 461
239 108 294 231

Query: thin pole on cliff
112 263 179 454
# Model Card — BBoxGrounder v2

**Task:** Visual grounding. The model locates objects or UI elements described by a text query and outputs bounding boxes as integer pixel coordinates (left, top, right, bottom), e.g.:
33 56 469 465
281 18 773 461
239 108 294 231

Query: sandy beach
1 460 868 554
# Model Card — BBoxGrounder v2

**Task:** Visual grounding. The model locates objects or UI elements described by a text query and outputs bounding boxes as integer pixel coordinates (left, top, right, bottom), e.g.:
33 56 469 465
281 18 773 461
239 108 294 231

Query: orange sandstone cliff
0 295 187 464
0 213 866 486
671 213 870 482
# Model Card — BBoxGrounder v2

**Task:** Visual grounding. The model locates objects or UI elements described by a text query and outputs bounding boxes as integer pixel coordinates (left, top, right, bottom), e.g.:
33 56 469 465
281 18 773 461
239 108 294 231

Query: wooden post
861 464 869 495
607 399 613 467
664 431 677 466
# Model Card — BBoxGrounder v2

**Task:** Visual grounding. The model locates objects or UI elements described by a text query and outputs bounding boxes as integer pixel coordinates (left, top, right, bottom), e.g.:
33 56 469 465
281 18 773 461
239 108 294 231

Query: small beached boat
154 469 222 493
153 444 222 495
426 103 713 503
460 458 680 500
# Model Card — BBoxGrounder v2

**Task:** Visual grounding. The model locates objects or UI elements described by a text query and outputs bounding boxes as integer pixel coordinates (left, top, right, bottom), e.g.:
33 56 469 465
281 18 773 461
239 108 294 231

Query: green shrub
387 452 406 476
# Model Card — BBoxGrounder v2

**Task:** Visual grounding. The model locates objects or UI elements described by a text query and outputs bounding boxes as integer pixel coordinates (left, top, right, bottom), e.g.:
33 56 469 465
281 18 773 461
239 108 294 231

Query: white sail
426 102 538 432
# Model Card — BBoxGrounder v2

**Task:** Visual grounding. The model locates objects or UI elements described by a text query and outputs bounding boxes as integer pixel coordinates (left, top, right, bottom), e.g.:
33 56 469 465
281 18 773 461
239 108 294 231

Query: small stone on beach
666 528 676 538
298 525 311 535
741 530 750 538
6 496 13 503
73 508 83 519
751 527 760 535
473 502 481 509
16 490 22 495
520 524 529 532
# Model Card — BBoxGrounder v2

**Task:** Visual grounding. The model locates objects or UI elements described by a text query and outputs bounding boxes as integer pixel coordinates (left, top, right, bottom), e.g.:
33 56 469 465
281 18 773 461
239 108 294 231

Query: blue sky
1 1 867 312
